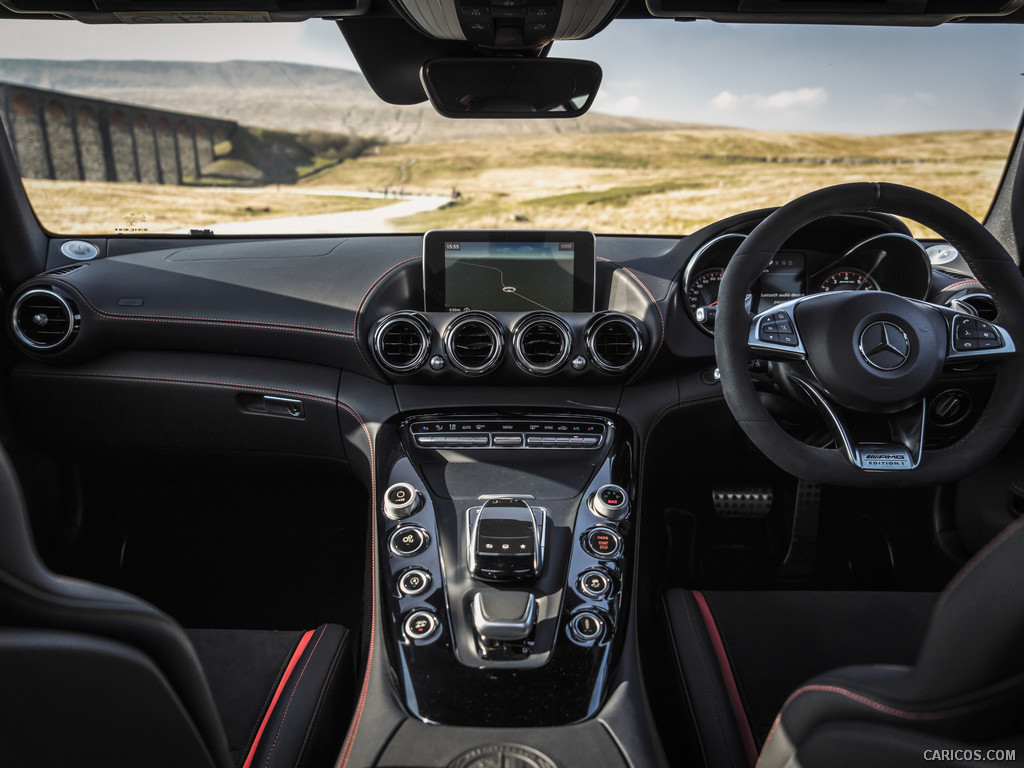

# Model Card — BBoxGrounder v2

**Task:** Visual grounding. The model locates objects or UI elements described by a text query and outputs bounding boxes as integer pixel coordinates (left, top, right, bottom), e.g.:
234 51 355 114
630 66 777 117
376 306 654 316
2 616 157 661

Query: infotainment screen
423 230 595 313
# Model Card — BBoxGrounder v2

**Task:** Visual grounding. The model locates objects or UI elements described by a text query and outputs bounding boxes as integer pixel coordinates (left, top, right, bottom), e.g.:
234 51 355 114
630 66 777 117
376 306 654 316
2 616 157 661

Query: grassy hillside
0 59 705 143
303 128 1015 235
20 128 1014 236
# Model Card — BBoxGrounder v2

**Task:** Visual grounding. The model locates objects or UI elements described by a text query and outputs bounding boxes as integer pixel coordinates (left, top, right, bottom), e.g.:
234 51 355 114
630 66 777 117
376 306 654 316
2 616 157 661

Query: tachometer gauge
687 268 724 313
819 270 879 292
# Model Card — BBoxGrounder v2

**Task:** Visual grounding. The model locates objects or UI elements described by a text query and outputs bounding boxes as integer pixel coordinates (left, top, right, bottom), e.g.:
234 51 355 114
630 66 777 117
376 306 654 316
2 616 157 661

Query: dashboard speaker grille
11 288 79 351
444 314 503 374
513 314 571 374
372 313 430 374
587 314 643 372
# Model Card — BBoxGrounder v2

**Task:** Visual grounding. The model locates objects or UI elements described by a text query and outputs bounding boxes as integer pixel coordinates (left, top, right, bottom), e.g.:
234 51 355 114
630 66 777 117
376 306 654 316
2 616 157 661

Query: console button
383 482 422 520
398 568 431 597
568 611 605 644
389 526 429 557
403 610 439 642
579 569 612 599
493 435 523 447
583 527 622 559
591 484 629 520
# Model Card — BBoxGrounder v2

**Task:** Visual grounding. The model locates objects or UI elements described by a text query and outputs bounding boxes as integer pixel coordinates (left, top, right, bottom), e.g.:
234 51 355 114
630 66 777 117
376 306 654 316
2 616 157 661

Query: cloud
711 87 829 111
711 91 741 110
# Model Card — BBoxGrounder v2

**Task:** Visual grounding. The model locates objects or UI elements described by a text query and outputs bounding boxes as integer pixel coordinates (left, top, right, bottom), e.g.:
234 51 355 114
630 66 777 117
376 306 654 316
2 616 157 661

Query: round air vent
950 292 998 322
512 313 571 374
586 313 644 373
11 288 79 352
372 312 431 374
443 313 503 375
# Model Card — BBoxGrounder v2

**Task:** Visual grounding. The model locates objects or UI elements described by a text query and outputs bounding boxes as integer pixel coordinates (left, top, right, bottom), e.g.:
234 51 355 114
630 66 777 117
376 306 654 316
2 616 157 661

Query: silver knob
384 482 422 519
590 484 629 520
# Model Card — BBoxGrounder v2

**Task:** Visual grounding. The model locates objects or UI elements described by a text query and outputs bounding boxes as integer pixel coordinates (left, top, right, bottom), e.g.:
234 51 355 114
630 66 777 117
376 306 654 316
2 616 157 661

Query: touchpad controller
469 499 543 581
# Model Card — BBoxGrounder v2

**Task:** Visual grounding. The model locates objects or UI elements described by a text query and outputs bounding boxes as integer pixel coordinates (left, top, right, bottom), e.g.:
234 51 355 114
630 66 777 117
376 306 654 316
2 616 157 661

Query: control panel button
383 482 422 520
389 526 429 557
568 611 605 644
590 484 630 520
403 610 439 642
493 434 523 447
578 569 612 599
583 527 623 559
398 568 431 597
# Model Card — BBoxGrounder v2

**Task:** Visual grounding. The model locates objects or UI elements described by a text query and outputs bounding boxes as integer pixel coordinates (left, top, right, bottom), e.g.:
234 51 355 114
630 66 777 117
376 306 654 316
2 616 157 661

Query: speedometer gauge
687 268 724 312
819 270 879 292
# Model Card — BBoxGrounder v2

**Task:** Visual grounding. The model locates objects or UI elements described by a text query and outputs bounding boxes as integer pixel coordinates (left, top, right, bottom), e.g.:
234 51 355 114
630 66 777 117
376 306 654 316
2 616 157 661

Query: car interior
1 2 1024 768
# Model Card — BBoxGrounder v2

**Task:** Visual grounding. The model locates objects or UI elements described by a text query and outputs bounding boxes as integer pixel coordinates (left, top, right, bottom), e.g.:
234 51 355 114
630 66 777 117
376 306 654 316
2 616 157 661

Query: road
176 189 451 235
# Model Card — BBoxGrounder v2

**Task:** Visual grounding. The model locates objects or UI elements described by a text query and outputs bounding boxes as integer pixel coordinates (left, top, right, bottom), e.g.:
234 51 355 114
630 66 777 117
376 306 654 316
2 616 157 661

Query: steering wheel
715 182 1024 487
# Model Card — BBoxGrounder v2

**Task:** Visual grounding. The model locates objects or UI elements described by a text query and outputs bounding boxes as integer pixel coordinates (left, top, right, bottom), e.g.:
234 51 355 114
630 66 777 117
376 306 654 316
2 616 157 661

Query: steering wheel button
773 311 790 322
779 333 798 346
956 326 977 338
761 322 778 334
760 331 779 343
980 338 1003 349
776 322 794 334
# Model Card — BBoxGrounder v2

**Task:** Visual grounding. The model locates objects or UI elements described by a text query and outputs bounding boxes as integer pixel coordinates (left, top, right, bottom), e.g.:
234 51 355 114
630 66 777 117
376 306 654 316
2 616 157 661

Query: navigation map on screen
443 241 575 312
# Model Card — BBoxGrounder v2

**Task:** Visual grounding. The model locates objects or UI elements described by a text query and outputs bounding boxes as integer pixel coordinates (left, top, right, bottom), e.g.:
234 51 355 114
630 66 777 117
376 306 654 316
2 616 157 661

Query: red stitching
263 627 326 768
597 256 666 357
47 277 355 339
336 401 375 768
298 633 347 768
937 279 983 294
937 516 1024 614
781 684 994 722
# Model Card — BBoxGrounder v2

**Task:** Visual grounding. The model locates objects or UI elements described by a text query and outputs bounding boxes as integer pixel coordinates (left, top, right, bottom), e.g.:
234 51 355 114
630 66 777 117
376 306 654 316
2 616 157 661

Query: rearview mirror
421 58 602 119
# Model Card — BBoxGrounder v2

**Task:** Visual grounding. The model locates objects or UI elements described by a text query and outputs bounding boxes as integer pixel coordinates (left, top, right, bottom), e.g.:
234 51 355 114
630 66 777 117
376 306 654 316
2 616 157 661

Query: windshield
1 19 1022 237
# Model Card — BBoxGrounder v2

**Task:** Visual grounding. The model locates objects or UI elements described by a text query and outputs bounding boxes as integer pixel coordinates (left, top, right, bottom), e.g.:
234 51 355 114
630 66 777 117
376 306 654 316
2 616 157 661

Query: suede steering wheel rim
714 182 1024 487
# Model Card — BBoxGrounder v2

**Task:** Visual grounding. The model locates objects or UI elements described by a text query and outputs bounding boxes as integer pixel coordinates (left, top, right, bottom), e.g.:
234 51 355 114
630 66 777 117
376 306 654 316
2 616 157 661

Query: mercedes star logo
859 321 911 371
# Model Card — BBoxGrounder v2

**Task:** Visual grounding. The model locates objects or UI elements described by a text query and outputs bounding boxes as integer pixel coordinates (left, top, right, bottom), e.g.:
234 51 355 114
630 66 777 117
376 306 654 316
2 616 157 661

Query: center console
376 413 633 727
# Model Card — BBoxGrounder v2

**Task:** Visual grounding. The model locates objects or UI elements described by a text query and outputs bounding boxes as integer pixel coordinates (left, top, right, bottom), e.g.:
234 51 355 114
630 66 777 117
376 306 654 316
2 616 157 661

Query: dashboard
5 210 976 400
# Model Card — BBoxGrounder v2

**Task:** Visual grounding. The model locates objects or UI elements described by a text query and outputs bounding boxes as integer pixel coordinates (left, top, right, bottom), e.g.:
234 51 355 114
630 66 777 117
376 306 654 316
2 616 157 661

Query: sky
2 16 1024 134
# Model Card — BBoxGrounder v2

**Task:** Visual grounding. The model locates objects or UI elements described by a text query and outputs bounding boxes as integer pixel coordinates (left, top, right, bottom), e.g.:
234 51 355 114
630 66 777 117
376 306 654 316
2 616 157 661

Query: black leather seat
665 517 1024 768
0 443 354 768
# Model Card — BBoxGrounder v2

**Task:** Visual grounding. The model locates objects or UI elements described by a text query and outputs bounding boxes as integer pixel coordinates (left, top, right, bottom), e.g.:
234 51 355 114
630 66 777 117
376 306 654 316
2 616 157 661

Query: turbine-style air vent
11 288 79 352
512 314 571 375
586 313 643 373
444 313 503 374
372 312 430 374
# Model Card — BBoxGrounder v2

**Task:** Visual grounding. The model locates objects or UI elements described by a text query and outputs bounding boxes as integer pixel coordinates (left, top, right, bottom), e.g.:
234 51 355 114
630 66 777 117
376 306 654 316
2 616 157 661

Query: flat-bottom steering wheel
715 182 1024 487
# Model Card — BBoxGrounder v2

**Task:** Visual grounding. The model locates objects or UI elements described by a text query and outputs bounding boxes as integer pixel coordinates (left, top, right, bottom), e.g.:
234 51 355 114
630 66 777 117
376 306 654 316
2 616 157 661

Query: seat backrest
0 442 231 768
911 514 1024 699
